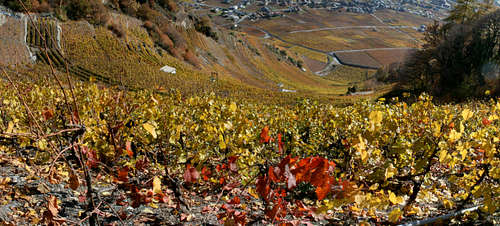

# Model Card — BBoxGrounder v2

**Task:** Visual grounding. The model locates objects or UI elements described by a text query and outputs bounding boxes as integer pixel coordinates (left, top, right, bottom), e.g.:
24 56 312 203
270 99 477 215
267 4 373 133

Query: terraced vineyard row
26 17 120 86
27 17 170 88
26 17 59 49
35 49 113 84
126 41 162 65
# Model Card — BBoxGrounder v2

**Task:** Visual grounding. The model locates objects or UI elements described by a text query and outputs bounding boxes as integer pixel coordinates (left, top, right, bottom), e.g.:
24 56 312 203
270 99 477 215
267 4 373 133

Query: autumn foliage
0 77 499 225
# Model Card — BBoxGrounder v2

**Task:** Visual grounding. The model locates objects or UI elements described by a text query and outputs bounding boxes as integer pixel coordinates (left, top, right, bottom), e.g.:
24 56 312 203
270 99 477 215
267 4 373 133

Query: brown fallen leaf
37 183 50 194
47 196 58 217
69 172 79 190
43 195 66 226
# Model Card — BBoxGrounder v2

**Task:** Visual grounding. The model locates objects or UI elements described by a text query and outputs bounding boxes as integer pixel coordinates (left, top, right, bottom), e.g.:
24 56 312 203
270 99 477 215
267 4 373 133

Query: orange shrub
184 49 200 67
159 33 174 49
161 24 187 50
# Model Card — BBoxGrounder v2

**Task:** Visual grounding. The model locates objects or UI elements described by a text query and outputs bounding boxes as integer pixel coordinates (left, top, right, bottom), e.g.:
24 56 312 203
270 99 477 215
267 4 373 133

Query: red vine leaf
260 126 271 143
482 117 491 126
268 166 278 182
228 156 238 172
81 146 98 169
228 196 240 205
125 141 134 158
256 175 270 202
42 107 54 121
117 167 129 183
315 179 330 200
183 164 199 183
201 166 211 181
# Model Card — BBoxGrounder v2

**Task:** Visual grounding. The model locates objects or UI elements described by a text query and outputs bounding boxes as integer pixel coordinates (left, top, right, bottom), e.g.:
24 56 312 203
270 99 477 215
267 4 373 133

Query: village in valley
189 0 454 26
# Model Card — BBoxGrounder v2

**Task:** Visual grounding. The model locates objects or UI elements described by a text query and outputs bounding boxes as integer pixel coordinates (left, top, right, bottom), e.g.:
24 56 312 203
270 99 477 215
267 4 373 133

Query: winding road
240 23 420 72
330 47 417 54
289 25 415 34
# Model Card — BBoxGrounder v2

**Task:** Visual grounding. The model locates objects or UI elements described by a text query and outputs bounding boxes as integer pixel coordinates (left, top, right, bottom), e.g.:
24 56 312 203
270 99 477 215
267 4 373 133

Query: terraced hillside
26 17 59 49
56 16 364 97
240 9 430 69
1 6 382 103
25 17 118 86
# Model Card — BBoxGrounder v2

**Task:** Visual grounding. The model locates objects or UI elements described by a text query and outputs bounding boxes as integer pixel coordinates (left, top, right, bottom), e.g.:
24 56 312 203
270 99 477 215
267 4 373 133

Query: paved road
330 47 417 54
241 25 419 70
370 14 385 24
289 25 415 33
370 13 421 43
244 25 330 54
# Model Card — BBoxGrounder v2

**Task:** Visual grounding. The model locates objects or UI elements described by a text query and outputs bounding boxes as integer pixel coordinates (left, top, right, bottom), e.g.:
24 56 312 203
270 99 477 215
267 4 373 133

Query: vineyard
0 77 498 224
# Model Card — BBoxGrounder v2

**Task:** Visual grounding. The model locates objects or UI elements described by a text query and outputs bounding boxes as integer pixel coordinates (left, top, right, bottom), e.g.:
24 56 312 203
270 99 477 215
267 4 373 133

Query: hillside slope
0 3 376 103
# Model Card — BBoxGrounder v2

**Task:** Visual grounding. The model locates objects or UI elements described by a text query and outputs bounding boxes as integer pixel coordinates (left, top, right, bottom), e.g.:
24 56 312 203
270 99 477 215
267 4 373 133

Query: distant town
187 0 454 27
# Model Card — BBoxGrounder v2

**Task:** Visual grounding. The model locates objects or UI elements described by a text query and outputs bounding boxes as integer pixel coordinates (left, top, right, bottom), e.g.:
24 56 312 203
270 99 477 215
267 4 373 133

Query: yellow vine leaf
439 150 448 163
369 111 383 124
461 108 473 121
432 121 441 137
369 111 383 131
388 208 402 223
356 134 368 162
229 102 237 112
448 129 461 142
458 145 467 161
442 198 454 209
248 187 259 199
143 122 157 139
389 191 404 205
6 121 14 133
484 196 497 214
219 134 226 150
153 176 162 194
385 164 397 180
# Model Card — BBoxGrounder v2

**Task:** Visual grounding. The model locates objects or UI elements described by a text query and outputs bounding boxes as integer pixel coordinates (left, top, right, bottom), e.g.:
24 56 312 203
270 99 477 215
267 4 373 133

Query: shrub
1 0 32 12
395 10 500 99
161 24 186 50
136 4 152 20
65 0 108 24
159 33 174 49
108 22 125 38
66 0 92 20
297 60 303 68
143 21 154 31
184 48 200 67
157 0 177 12
168 47 182 59
136 3 162 23
118 0 137 16
193 16 218 41
91 1 110 25
36 0 51 13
